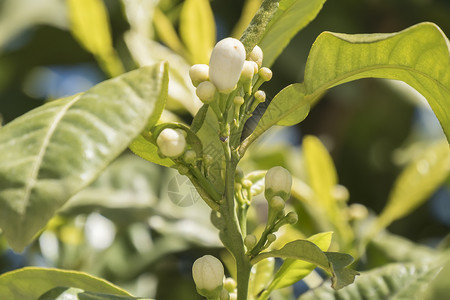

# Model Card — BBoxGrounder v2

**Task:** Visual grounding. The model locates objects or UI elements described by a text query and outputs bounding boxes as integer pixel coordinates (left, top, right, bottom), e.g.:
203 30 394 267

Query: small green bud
189 64 209 86
220 288 230 300
183 150 197 164
248 45 263 68
209 38 246 93
265 166 292 201
233 96 245 106
196 81 217 103
156 128 187 157
204 154 214 166
332 184 350 202
258 67 272 81
244 234 257 249
223 277 237 293
192 255 224 295
270 196 285 211
242 179 252 189
254 90 266 103
267 233 276 244
235 167 244 182
286 211 298 224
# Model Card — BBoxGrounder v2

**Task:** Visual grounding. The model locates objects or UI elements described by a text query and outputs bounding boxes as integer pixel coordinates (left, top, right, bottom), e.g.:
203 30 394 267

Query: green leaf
374 140 450 233
67 0 124 77
249 257 275 297
252 239 358 290
302 135 354 250
304 22 450 143
38 287 151 300
0 63 168 252
258 0 326 67
240 83 310 154
266 232 332 293
0 267 132 300
298 261 443 300
179 0 216 64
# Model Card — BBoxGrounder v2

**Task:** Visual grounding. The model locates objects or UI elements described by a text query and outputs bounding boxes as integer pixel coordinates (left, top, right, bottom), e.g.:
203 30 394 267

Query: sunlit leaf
153 7 186 55
304 22 450 143
0 267 132 300
266 232 332 293
258 0 326 67
179 0 215 64
231 0 263 39
252 239 358 290
299 261 443 300
249 257 275 297
374 140 450 234
0 64 167 251
67 0 124 77
38 287 150 300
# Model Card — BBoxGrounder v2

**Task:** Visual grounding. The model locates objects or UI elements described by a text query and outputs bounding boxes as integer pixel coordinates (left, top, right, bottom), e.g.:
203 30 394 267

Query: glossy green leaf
304 22 450 143
298 261 443 300
240 84 310 153
266 232 332 293
0 64 168 251
249 257 275 297
179 0 215 64
0 267 132 300
303 135 353 250
38 287 150 300
252 239 358 289
258 0 326 67
375 140 450 234
67 0 124 76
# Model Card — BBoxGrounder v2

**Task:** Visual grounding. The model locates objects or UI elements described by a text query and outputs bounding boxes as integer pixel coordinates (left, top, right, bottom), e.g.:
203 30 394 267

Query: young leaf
0 267 132 300
251 239 358 289
298 261 443 300
179 0 216 64
67 0 124 77
302 135 354 251
258 0 326 67
38 287 151 300
374 140 450 234
304 22 450 143
264 232 332 293
0 63 168 252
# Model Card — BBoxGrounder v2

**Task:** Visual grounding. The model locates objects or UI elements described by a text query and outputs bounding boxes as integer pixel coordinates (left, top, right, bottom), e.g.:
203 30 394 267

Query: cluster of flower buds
189 37 273 119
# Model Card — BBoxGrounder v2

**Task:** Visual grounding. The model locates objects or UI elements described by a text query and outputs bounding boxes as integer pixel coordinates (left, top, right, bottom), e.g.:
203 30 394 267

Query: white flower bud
156 128 186 157
196 81 217 103
259 67 272 81
192 255 224 291
223 277 236 292
189 64 209 87
240 60 255 81
265 166 292 200
249 45 263 68
254 90 266 103
209 38 246 93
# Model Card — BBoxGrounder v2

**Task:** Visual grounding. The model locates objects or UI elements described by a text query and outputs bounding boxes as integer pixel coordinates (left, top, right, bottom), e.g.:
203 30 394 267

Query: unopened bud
259 67 272 81
348 203 368 220
332 184 350 202
223 278 236 292
244 234 257 249
234 96 245 106
270 196 285 211
209 38 246 93
189 64 209 86
220 288 230 300
249 45 263 68
204 154 214 166
156 128 186 157
196 81 217 103
254 90 266 103
183 150 197 164
267 233 276 244
192 255 224 293
240 60 256 80
242 179 252 189
265 166 292 200
286 211 298 224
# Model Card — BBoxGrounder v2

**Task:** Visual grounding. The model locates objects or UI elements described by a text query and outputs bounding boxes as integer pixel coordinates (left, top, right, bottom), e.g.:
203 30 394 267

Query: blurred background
0 0 449 299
